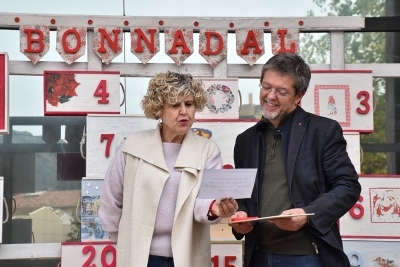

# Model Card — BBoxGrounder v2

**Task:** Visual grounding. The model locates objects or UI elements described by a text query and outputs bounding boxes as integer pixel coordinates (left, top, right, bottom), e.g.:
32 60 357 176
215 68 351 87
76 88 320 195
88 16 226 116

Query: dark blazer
233 107 361 267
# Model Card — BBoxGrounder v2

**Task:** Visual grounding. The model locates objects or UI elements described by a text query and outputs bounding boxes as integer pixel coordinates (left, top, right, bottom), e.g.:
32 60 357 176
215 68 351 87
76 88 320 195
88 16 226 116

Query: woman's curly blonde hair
141 71 207 119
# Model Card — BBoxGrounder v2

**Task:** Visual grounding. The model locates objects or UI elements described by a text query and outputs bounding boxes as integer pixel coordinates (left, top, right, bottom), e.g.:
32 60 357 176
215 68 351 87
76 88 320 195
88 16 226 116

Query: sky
1 0 323 17
0 0 325 135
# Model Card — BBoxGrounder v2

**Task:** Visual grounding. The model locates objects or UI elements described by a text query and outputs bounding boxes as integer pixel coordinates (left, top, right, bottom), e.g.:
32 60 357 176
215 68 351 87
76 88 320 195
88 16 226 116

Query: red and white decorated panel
301 71 374 132
5 14 364 67
61 241 242 267
344 133 361 174
344 240 400 267
61 242 116 267
19 25 50 65
211 242 242 267
196 79 239 119
199 29 227 68
0 177 4 243
86 115 157 177
271 28 300 55
164 28 194 65
130 28 160 64
44 71 120 116
235 29 265 66
93 27 123 65
0 53 9 135
340 175 400 239
56 27 87 64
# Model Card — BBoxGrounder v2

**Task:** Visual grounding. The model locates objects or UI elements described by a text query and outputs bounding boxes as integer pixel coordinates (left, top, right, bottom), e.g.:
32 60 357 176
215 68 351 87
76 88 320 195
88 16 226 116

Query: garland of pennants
19 26 299 66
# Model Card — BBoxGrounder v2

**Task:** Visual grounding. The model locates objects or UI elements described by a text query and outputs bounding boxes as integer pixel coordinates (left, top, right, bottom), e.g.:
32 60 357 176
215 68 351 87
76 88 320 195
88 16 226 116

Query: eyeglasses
259 84 290 98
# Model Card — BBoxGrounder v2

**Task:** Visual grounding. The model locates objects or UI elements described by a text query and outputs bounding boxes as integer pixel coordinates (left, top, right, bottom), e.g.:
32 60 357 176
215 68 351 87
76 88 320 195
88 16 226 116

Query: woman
99 71 238 267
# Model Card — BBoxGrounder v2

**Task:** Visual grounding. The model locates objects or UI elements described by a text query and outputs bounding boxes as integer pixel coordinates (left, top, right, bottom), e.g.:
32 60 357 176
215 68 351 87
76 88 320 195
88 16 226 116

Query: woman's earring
158 118 163 125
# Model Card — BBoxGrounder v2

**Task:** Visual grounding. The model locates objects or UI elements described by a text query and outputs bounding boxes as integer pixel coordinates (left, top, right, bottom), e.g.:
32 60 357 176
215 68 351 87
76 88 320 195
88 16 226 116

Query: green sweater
258 120 315 255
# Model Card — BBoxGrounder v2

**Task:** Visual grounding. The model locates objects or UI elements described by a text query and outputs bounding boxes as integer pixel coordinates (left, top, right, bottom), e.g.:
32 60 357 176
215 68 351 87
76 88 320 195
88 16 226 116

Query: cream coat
116 126 220 267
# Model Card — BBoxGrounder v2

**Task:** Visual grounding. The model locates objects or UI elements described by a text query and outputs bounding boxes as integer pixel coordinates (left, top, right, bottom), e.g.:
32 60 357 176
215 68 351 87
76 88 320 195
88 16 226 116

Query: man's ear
296 92 306 104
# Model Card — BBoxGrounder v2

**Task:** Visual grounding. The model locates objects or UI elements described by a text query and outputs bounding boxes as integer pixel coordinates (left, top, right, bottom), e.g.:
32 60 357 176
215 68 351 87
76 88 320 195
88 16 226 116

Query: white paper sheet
198 169 257 199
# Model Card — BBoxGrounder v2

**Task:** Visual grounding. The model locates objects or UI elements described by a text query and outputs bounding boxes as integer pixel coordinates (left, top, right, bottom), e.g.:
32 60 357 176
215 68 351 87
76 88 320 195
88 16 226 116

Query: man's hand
269 208 308 231
228 211 253 234
211 197 238 218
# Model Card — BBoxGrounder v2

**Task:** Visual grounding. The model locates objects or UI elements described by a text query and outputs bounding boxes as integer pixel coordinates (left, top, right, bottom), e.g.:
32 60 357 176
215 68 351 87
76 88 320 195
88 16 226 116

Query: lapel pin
298 123 302 126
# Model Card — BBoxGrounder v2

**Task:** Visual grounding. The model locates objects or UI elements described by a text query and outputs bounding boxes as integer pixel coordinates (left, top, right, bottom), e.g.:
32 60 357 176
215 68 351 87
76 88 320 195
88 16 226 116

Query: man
230 53 361 267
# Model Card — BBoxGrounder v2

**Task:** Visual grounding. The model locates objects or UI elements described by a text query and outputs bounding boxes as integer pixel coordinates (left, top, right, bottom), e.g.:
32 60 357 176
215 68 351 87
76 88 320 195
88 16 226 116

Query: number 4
94 80 109 104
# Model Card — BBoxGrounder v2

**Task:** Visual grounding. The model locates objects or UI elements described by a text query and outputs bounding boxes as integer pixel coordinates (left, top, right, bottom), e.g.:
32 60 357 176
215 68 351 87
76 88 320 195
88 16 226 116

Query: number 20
82 245 116 267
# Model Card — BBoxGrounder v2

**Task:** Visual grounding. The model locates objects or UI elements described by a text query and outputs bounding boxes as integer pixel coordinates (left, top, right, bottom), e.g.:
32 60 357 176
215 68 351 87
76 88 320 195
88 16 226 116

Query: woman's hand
211 197 238 218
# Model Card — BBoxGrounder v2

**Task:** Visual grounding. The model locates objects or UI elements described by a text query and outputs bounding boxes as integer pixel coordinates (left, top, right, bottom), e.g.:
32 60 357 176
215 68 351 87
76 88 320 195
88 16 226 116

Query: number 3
356 91 370 114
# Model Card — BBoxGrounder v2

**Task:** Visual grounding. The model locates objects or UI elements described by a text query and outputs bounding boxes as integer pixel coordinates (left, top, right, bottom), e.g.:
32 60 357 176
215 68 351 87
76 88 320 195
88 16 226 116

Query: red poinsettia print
46 73 80 107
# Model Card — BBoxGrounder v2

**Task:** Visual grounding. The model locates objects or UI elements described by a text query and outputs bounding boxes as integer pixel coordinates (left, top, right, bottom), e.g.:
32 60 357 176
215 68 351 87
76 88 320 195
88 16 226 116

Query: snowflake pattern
130 28 160 64
56 27 87 64
93 27 123 65
20 25 50 65
165 28 194 65
271 28 300 55
235 29 265 66
199 29 227 68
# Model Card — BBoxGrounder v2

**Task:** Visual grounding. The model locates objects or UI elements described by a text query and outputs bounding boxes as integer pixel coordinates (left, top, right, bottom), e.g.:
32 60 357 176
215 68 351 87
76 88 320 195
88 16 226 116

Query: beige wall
29 208 71 243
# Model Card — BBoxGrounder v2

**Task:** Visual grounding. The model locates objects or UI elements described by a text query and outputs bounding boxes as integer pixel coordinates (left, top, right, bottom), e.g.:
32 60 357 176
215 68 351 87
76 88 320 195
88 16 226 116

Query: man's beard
262 110 281 120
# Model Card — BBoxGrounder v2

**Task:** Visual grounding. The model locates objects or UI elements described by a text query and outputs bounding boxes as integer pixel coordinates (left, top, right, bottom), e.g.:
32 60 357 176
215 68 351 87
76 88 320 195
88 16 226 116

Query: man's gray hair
261 53 311 95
